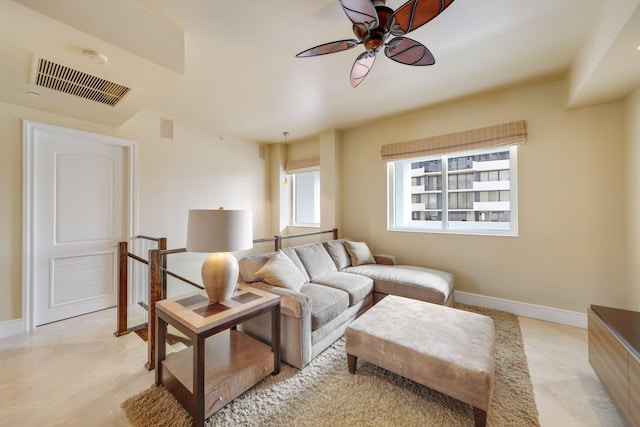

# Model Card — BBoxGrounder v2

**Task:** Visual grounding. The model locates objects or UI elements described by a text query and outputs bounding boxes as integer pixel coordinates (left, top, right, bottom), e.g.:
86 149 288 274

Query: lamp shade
186 209 253 253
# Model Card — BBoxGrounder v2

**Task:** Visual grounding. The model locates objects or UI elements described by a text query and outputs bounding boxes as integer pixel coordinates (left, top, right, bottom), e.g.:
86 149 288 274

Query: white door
24 121 135 327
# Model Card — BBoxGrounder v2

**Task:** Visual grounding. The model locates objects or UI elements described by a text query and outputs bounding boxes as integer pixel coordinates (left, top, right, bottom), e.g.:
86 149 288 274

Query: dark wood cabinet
588 305 640 426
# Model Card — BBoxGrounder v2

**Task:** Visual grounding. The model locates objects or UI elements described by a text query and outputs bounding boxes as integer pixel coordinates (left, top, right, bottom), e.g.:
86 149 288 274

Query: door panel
29 123 129 326
51 253 114 307
55 152 115 243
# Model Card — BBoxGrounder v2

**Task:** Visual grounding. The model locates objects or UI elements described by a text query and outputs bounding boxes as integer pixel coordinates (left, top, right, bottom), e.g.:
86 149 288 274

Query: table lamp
186 208 253 303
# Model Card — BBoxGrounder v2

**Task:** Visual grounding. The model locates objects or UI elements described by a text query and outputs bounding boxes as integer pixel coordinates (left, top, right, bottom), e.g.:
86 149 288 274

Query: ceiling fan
296 0 455 87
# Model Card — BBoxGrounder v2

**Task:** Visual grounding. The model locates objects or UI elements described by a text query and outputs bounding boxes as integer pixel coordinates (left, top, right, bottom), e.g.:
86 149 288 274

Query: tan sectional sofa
237 239 454 369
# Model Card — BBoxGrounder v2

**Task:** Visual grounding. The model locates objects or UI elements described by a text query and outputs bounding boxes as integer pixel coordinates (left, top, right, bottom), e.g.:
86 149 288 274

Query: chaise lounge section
237 238 454 368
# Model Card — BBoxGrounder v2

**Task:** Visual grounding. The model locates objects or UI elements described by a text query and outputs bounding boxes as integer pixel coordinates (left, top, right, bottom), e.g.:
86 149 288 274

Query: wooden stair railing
115 236 166 337
145 247 205 370
120 228 339 370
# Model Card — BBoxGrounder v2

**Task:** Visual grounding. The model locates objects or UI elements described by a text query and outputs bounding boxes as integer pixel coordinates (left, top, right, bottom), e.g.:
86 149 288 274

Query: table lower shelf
160 329 275 418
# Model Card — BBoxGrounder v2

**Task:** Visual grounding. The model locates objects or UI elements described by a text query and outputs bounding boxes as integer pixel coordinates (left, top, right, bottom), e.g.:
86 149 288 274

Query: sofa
237 239 454 369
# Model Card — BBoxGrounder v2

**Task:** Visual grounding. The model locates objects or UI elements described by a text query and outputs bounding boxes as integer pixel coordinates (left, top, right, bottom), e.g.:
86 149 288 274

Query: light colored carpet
121 303 539 426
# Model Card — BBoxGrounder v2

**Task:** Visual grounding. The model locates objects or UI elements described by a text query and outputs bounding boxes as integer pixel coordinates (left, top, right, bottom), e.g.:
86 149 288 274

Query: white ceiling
1 0 640 143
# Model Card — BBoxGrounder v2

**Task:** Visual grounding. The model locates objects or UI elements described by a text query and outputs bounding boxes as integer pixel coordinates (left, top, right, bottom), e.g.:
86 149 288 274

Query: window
293 170 320 226
388 146 518 235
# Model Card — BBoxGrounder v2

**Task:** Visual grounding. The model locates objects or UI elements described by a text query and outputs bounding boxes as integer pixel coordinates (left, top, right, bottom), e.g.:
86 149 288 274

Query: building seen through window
389 147 517 235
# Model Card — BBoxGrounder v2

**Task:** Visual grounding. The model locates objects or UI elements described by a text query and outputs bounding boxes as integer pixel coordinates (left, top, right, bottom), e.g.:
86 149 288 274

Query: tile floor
0 308 625 426
519 317 624 426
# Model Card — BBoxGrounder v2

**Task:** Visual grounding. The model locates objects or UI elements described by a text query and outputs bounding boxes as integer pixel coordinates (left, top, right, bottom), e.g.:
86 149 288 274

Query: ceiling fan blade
384 37 435 66
388 0 455 36
339 0 379 31
350 51 377 87
296 39 360 58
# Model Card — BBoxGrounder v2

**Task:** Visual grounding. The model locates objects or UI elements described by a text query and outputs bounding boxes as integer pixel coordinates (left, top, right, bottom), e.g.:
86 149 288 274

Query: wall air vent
34 58 131 107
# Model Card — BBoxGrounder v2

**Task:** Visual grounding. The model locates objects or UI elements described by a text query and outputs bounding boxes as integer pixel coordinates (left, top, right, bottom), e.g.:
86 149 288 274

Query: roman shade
380 120 527 161
285 157 320 174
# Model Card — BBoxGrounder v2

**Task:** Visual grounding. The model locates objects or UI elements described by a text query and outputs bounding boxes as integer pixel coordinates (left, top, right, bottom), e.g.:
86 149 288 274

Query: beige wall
275 131 343 236
341 80 628 313
319 130 342 232
2 78 635 323
269 143 289 234
625 87 640 310
286 137 318 162
0 102 268 324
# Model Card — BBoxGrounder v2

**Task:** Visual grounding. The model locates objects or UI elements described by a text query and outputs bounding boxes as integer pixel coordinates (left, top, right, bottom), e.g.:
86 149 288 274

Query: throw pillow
256 250 306 291
324 239 352 270
344 241 376 266
281 247 311 282
295 243 337 281
238 252 273 283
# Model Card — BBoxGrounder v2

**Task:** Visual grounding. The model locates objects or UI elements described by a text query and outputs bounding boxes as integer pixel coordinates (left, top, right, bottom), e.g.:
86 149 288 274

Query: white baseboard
454 291 588 329
0 318 26 340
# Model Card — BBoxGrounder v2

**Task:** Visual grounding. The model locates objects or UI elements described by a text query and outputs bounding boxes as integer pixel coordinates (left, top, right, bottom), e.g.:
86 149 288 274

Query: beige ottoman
345 295 496 427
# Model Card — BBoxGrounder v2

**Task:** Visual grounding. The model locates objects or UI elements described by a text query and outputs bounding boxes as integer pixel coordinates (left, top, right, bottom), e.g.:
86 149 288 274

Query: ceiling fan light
351 51 376 87
340 0 379 31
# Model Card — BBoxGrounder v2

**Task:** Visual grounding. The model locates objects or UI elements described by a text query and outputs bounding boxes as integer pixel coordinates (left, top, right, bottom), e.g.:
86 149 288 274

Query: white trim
388 146 518 237
0 318 26 340
454 291 587 329
22 120 138 332
23 122 34 332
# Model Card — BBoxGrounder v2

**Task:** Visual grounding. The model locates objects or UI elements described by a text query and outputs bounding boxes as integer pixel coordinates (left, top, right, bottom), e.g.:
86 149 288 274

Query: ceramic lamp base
201 252 239 303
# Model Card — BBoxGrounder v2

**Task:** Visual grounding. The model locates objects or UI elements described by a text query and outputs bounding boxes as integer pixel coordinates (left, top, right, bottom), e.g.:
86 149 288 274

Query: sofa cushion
238 252 274 283
323 239 352 270
256 250 307 291
295 243 338 281
344 264 453 305
312 272 373 306
281 247 311 282
300 283 349 331
344 240 376 266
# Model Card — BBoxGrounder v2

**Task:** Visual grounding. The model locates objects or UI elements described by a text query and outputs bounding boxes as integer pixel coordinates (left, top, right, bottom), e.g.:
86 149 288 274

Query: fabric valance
284 157 320 174
380 120 527 161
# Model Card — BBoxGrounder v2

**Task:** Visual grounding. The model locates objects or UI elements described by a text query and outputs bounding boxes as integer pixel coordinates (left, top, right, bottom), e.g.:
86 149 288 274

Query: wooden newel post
159 238 167 299
115 241 129 337
146 248 163 371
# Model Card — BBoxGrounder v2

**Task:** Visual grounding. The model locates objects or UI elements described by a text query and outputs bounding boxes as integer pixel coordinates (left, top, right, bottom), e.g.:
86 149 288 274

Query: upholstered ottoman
345 295 496 427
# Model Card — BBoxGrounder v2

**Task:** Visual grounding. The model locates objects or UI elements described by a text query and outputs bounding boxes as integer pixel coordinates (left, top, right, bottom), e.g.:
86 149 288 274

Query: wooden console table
588 305 640 426
155 286 280 426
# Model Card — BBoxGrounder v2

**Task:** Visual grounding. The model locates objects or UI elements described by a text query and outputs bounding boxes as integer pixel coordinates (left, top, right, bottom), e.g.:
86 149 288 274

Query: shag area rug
121 303 539 426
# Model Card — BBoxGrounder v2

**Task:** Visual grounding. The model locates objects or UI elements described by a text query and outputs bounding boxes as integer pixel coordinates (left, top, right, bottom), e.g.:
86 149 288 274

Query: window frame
387 146 519 237
291 169 320 227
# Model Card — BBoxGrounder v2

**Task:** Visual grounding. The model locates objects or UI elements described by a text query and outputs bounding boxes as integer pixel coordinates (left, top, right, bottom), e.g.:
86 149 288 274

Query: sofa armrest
240 281 311 319
373 254 397 265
